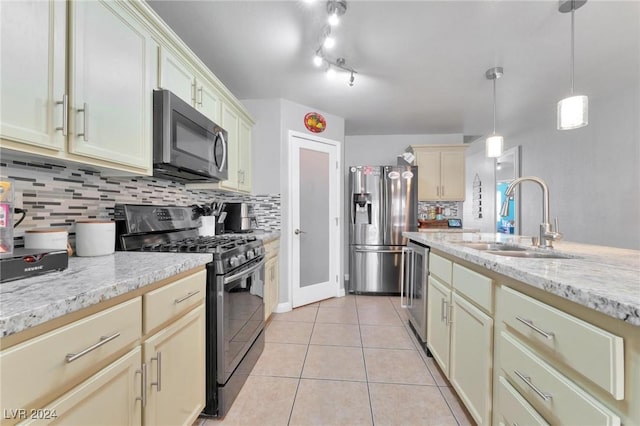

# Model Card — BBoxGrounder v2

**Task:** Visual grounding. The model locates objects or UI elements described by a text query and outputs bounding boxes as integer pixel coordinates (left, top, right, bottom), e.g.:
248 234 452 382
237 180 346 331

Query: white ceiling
147 0 639 136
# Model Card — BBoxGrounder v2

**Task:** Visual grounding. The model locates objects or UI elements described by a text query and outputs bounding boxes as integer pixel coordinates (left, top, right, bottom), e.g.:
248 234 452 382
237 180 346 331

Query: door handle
400 247 411 308
151 351 162 392
136 363 147 408
294 229 306 235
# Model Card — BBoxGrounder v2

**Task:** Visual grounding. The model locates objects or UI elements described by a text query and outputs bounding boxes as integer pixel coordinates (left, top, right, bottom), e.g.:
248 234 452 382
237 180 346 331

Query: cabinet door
440 150 465 201
270 256 279 315
20 347 142 426
0 0 65 151
68 0 152 170
426 276 451 375
415 150 441 201
220 104 239 191
264 257 275 320
196 80 222 124
238 118 253 193
144 305 206 426
449 292 493 425
159 48 195 106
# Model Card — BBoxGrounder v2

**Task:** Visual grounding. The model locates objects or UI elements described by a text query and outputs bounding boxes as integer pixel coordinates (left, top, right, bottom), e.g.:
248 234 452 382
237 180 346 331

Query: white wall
242 98 282 195
463 141 496 233
243 98 346 310
344 133 463 167
464 84 640 249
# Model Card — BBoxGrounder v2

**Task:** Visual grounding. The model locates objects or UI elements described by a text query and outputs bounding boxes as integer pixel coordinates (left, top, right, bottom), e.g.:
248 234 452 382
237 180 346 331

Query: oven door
217 257 265 384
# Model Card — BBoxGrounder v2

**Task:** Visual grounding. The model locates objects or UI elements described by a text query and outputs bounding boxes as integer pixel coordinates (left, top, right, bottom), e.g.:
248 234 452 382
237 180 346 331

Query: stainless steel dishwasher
401 239 431 354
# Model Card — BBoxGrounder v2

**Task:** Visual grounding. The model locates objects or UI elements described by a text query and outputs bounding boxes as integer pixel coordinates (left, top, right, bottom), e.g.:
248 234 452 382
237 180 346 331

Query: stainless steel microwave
153 89 228 182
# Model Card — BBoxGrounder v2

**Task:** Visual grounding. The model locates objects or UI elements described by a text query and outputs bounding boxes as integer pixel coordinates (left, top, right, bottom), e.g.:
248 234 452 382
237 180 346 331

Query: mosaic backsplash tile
418 201 461 219
0 157 281 238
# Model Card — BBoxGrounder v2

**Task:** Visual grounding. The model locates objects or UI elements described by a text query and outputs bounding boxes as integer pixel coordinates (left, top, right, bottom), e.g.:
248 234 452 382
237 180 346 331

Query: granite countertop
404 232 640 326
0 252 212 339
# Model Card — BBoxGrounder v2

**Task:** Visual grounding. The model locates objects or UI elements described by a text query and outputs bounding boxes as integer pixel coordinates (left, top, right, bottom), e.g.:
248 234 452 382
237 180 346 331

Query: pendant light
485 67 504 158
557 0 588 130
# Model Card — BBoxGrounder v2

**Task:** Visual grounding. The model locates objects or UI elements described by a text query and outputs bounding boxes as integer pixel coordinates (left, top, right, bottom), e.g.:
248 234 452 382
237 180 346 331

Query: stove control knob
238 254 247 263
246 250 255 260
229 256 239 268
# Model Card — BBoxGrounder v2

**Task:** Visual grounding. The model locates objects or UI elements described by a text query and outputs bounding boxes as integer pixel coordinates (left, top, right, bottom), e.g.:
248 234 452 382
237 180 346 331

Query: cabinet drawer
429 252 452 285
499 331 621 426
495 376 549 426
0 298 141 413
19 347 142 426
143 270 206 334
452 263 492 313
500 286 624 399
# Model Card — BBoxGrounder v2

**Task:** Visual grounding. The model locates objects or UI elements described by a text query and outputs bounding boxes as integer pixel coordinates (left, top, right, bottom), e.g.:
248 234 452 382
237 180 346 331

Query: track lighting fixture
557 0 588 130
485 67 504 158
327 0 347 26
310 0 358 87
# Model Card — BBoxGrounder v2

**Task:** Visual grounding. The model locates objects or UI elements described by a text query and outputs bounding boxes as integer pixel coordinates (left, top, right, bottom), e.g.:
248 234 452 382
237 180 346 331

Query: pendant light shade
558 0 588 130
486 135 504 158
557 95 588 129
485 67 504 158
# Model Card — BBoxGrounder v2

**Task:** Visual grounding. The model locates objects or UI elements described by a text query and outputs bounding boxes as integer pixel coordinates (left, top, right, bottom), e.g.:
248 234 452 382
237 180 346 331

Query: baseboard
273 302 292 313
337 287 346 297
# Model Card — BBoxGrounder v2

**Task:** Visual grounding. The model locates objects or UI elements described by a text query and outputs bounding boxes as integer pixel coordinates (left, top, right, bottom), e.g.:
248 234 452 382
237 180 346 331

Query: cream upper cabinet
0 0 154 175
0 0 66 152
68 0 153 171
411 145 467 201
220 104 240 191
238 118 253 193
159 47 222 124
143 304 206 426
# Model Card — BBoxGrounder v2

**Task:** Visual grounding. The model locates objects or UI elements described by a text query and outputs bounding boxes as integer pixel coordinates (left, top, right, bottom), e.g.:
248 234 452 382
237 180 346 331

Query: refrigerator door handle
353 249 403 253
400 247 412 308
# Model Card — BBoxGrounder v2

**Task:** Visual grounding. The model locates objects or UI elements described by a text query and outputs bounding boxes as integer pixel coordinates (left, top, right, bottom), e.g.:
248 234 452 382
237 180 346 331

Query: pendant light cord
570 0 575 94
492 78 497 135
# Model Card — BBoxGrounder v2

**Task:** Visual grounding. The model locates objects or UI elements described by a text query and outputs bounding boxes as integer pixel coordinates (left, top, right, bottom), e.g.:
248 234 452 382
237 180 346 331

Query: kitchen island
403 231 639 426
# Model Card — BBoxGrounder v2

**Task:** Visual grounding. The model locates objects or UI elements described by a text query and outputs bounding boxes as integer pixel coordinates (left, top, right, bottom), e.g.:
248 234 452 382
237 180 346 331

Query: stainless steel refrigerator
349 165 418 294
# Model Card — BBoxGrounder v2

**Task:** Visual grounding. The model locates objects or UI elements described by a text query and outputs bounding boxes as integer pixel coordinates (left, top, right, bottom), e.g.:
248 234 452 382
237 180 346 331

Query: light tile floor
197 295 476 426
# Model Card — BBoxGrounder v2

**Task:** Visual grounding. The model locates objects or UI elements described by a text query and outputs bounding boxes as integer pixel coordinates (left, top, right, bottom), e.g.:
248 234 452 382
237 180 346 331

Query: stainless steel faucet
500 176 562 249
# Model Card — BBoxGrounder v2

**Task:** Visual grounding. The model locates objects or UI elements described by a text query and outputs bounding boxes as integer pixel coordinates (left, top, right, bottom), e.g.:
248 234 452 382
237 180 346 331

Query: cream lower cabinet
426 252 493 425
264 238 280 320
0 0 154 175
143 305 206 426
411 145 467 201
0 268 207 426
19 348 143 426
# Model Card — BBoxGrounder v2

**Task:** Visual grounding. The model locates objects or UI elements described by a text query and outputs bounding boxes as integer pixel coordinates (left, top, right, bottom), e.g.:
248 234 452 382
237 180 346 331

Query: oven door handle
223 258 266 284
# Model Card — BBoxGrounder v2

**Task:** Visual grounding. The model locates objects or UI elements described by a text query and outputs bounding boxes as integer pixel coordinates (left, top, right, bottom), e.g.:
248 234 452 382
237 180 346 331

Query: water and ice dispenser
353 193 372 225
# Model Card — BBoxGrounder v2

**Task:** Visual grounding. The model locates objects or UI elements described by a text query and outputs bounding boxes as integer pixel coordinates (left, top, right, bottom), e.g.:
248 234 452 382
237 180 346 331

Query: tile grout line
355 295 377 426
286 305 319 425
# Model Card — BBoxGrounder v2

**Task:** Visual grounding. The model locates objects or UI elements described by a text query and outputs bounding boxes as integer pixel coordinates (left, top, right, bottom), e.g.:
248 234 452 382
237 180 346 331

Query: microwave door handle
218 131 227 173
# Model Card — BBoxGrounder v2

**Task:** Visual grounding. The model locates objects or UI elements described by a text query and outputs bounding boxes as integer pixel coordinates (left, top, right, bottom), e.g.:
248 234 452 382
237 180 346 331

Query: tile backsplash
0 157 281 237
417 201 461 219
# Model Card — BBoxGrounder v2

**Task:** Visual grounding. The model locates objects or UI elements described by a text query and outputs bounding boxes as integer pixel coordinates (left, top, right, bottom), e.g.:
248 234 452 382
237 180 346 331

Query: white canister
24 228 69 250
75 221 115 257
198 216 216 237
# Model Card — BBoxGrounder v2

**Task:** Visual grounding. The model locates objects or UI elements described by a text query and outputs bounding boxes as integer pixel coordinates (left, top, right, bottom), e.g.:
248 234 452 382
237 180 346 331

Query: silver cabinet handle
136 363 147 407
65 332 120 363
197 87 203 106
191 82 196 104
77 103 88 141
400 247 408 308
151 352 162 392
294 229 306 235
515 316 554 340
217 131 226 172
448 303 454 324
436 186 440 196
441 299 447 322
174 290 200 304
441 185 445 196
514 370 552 401
55 94 68 135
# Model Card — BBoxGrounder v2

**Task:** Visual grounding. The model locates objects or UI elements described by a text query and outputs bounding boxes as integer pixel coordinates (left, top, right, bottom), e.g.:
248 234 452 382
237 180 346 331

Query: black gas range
115 204 265 418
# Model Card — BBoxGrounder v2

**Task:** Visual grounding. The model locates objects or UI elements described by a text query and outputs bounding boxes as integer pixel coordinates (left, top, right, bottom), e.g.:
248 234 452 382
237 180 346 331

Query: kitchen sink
485 250 576 259
454 242 528 251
